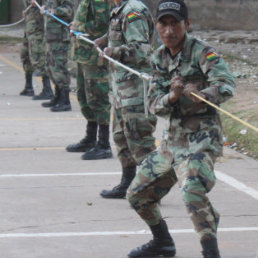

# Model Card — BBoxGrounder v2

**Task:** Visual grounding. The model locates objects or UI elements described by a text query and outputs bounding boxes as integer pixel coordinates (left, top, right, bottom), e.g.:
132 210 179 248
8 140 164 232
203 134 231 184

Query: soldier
38 0 74 112
66 0 112 160
127 0 235 257
20 0 54 100
94 0 157 198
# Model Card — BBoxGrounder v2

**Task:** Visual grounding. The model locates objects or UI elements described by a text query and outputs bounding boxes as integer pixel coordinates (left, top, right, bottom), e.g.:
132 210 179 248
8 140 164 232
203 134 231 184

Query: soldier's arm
148 59 176 118
54 0 74 18
75 1 110 37
198 47 235 104
111 11 153 65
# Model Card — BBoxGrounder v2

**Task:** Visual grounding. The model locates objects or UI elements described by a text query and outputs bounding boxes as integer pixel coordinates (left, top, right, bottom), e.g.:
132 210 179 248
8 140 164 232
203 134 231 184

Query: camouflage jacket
149 34 235 157
107 0 154 108
44 0 74 42
72 0 110 64
23 0 44 37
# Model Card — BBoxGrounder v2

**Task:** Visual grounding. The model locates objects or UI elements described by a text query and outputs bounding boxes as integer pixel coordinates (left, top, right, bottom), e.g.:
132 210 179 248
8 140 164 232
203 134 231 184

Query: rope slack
0 18 25 28
33 1 258 133
0 5 32 28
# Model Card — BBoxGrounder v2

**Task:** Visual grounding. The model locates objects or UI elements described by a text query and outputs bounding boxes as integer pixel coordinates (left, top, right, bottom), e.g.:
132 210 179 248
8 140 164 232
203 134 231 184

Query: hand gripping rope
33 1 258 133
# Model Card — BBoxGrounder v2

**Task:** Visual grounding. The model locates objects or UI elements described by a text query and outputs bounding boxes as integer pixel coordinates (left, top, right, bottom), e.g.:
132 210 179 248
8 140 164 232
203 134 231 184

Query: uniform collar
180 33 196 62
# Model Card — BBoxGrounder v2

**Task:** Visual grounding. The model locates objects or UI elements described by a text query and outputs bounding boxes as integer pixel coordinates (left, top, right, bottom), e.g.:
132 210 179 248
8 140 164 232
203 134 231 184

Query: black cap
156 0 188 21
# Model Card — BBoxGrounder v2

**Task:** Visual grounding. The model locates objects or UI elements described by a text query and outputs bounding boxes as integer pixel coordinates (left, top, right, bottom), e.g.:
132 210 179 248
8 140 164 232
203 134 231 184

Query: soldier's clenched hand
69 22 76 35
31 0 36 7
40 5 46 15
94 37 108 50
103 47 113 57
168 75 184 104
184 83 206 103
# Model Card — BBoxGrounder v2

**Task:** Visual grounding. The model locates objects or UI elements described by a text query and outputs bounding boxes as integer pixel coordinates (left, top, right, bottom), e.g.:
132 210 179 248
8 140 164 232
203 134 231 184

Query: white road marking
215 170 258 200
1 170 258 200
0 172 121 178
0 227 258 238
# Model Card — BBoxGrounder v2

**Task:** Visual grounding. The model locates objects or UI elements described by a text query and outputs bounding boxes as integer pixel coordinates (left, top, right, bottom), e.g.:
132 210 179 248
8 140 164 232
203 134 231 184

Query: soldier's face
156 15 189 53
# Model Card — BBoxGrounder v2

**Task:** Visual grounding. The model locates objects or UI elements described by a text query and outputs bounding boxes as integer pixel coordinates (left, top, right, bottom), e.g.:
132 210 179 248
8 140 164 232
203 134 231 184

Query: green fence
0 0 9 24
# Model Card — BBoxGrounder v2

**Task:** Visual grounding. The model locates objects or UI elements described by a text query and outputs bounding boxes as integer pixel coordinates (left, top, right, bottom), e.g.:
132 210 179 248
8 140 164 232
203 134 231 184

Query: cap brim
157 10 184 22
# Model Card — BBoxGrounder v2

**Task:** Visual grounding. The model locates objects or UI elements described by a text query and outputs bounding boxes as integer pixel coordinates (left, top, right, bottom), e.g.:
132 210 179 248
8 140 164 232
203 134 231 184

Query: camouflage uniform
21 0 46 76
44 0 74 90
127 34 235 242
107 0 157 167
20 36 34 75
65 0 112 159
99 0 157 198
72 0 111 125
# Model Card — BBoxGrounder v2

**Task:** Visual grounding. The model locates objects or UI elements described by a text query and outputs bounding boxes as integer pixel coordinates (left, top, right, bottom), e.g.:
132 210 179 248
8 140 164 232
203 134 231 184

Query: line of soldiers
21 0 73 112
19 0 236 257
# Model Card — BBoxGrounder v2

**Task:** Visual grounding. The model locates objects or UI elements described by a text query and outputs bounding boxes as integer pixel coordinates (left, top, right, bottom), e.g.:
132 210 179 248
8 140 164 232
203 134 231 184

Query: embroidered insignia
159 2 180 11
127 12 141 23
206 52 219 61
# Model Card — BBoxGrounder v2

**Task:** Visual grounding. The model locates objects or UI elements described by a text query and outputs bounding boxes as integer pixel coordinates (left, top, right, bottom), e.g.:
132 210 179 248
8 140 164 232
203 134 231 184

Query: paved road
0 52 258 258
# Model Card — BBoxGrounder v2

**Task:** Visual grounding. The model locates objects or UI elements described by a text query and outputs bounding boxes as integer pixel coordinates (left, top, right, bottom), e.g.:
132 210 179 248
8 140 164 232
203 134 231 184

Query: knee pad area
181 177 206 203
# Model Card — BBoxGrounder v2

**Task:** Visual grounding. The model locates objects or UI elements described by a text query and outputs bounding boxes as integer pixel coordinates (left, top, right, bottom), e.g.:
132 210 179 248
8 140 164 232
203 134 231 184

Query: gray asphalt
0 51 258 258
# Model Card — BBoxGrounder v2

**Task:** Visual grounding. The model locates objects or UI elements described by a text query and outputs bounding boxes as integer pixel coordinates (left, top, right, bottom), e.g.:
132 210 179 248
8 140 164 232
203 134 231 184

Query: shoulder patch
127 11 141 23
206 52 219 61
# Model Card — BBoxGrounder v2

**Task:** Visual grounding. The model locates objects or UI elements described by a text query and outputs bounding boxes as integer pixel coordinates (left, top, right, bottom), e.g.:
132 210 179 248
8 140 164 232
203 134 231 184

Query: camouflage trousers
127 141 220 242
20 35 33 74
20 33 47 76
113 105 157 168
30 34 47 76
46 41 70 89
77 63 111 125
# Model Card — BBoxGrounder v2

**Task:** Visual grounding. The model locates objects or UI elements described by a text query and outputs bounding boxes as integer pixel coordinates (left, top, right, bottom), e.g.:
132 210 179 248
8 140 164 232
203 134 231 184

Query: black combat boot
201 237 221 258
33 75 54 100
128 219 176 257
50 88 71 112
66 122 98 152
42 85 60 107
81 124 112 160
20 73 34 96
100 166 136 198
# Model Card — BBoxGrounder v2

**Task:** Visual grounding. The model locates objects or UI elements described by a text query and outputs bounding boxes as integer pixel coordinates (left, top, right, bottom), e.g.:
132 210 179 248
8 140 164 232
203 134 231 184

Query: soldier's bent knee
126 189 137 206
181 177 207 203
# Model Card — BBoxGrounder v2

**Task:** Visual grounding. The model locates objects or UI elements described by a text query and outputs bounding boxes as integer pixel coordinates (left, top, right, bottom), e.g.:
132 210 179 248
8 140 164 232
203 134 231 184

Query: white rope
0 18 24 28
76 34 152 81
0 4 32 28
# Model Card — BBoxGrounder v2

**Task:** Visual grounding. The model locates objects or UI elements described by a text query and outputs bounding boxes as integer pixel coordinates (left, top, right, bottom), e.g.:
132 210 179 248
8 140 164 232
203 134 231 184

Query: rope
0 4 32 28
33 1 258 133
0 18 24 28
190 93 258 133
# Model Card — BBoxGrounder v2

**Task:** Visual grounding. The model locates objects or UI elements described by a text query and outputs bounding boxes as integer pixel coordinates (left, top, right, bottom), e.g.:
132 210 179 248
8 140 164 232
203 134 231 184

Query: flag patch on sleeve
206 52 219 61
127 12 141 22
